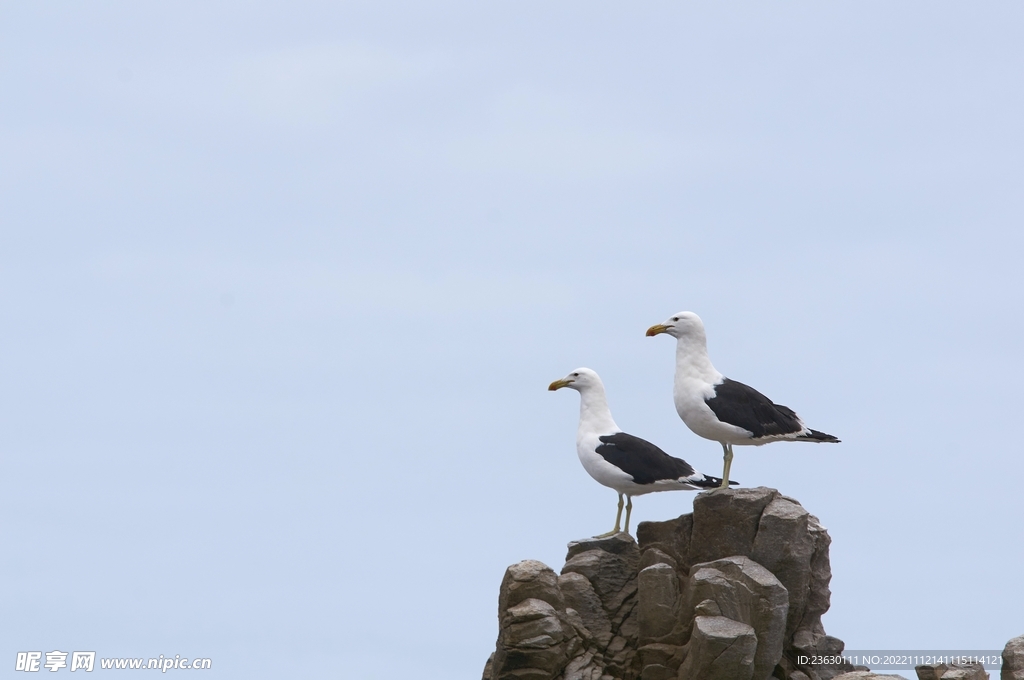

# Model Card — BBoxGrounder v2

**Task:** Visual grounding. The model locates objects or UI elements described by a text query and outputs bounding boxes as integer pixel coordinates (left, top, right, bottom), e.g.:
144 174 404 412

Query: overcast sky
2 2 1023 678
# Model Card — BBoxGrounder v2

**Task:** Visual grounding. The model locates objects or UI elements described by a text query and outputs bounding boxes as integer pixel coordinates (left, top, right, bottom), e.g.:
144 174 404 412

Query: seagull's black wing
705 378 804 439
596 433 698 485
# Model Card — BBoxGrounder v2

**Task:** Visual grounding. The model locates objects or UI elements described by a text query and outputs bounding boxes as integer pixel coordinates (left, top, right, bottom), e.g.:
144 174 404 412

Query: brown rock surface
484 488 857 680
1004 635 1024 680
916 661 989 680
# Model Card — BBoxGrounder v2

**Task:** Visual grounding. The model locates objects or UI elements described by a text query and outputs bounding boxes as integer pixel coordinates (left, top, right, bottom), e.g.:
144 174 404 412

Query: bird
646 311 839 488
548 367 731 537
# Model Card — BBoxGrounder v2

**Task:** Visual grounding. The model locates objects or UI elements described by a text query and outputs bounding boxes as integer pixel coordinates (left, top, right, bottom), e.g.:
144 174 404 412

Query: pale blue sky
2 2 1022 678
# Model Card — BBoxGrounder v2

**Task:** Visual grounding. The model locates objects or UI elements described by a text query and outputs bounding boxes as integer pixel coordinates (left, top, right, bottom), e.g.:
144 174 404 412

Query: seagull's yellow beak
548 378 573 391
646 324 671 337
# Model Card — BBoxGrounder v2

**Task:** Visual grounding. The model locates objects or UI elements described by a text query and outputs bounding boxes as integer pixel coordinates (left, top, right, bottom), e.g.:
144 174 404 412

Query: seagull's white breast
673 377 754 444
575 431 636 492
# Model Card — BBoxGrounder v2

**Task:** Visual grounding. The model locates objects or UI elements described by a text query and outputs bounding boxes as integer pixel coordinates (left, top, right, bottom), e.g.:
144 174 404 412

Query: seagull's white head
548 367 603 393
646 311 705 340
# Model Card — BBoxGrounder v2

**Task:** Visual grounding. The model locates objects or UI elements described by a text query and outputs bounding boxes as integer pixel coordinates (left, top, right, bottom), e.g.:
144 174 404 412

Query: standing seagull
646 312 839 488
548 367 731 537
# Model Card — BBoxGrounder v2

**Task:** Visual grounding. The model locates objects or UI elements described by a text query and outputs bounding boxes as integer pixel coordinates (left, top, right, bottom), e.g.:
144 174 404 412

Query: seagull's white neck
575 383 619 435
673 330 723 385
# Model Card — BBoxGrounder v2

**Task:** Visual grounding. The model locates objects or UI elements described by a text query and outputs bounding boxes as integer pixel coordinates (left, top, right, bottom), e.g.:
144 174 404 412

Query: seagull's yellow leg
595 494 624 538
720 442 733 489
623 496 634 535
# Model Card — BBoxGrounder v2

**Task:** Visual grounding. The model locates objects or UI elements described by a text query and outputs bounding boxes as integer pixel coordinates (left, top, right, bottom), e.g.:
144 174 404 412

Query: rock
677 615 757 680
637 514 693 572
637 547 677 573
499 560 565 613
566 533 638 561
587 535 639 680
637 643 684 669
636 488 853 680
485 488 855 680
790 515 835 652
485 539 643 680
637 563 683 643
687 487 778 565
693 598 722 616
505 598 567 648
941 672 987 680
834 673 910 680
562 537 639 611
490 561 575 680
916 662 989 680
1004 635 1024 680
683 556 788 680
561 537 641 679
639 663 674 680
750 496 813 639
558 572 612 649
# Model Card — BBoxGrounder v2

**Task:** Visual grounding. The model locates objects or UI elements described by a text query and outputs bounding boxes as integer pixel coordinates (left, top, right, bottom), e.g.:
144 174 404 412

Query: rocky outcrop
487 560 576 680
484 487 857 680
834 673 909 680
677 615 757 680
680 556 788 680
483 534 641 680
1004 635 1024 680
635 487 853 680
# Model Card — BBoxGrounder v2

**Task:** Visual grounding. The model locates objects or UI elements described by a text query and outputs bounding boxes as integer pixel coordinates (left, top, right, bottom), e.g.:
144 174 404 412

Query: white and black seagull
548 367 731 537
646 311 840 489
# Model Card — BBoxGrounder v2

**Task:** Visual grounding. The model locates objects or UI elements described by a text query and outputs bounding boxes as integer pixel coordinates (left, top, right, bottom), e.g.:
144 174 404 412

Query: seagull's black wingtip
798 429 841 443
693 475 740 489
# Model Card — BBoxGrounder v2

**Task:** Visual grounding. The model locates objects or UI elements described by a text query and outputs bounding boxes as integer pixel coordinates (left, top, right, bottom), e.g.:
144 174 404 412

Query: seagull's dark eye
672 317 679 322
572 373 579 377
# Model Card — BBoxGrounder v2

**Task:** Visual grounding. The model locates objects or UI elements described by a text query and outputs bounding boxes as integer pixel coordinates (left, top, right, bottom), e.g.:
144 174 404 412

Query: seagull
548 367 731 537
646 311 839 488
